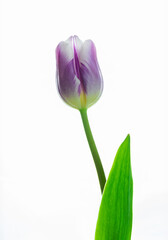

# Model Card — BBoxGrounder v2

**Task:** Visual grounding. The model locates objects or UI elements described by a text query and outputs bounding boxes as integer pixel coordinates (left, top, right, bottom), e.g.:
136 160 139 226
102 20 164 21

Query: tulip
56 35 103 110
55 36 106 193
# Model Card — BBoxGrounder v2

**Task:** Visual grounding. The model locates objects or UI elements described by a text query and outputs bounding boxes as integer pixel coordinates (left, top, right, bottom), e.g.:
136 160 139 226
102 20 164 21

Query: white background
0 0 168 239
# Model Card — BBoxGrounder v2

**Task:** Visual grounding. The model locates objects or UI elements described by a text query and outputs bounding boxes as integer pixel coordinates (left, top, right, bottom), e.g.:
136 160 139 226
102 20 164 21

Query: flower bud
56 36 103 110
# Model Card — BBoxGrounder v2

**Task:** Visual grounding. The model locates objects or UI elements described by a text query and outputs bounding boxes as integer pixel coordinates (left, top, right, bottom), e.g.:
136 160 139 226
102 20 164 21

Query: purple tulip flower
56 36 103 110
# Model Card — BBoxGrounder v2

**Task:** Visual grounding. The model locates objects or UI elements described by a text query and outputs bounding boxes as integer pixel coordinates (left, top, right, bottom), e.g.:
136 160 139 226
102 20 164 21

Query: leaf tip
126 133 130 141
124 133 130 146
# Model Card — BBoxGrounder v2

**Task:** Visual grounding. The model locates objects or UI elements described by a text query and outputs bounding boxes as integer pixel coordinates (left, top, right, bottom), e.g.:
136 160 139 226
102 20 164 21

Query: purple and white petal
73 35 83 55
56 38 81 108
79 40 103 106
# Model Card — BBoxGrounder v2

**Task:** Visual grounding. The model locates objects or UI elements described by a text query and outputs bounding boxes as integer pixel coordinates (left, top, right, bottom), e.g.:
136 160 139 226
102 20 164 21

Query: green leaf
95 134 133 240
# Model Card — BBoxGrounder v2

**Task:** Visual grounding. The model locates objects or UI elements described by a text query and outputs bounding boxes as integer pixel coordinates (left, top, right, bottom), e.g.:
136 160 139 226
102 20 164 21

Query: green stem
80 109 106 194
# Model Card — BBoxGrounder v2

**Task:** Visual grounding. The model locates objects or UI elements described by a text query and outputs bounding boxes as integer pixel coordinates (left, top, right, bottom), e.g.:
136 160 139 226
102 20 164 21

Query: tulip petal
56 39 82 108
79 40 103 107
57 59 82 109
56 37 74 67
73 35 83 54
